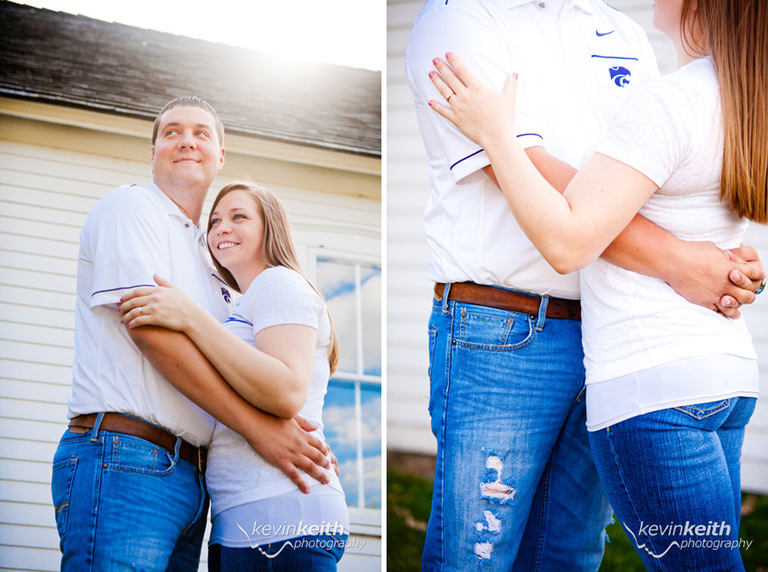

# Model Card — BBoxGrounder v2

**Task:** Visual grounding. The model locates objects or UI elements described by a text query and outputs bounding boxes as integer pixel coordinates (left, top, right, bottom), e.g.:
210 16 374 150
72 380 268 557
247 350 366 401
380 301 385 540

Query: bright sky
19 0 384 71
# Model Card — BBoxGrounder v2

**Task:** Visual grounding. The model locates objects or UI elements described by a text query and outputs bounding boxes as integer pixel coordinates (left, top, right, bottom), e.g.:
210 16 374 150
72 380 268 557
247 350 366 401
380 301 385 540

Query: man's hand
666 242 765 318
241 413 332 494
297 415 339 475
126 326 333 494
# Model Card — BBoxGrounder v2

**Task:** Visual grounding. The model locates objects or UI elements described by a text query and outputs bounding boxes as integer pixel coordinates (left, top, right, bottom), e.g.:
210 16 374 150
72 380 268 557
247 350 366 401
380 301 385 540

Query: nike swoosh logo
596 30 616 37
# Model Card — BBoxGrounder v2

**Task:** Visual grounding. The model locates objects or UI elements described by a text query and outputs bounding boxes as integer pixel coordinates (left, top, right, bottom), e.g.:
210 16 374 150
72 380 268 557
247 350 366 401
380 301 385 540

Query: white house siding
741 223 768 495
386 0 768 493
387 0 437 454
0 104 381 570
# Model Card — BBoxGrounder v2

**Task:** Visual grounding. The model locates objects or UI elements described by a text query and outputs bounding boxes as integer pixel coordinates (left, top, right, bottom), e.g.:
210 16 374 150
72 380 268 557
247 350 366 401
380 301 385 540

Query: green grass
387 466 768 571
600 519 645 571
387 468 433 571
741 494 768 572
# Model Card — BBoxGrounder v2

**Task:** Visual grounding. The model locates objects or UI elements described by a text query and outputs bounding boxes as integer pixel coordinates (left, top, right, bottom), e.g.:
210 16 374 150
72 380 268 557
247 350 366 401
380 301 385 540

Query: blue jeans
208 534 347 571
51 414 208 571
589 397 756 572
422 288 612 571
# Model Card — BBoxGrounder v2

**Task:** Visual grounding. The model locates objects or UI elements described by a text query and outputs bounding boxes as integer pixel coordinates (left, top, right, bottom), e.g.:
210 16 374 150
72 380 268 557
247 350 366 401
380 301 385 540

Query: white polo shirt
405 0 659 298
69 183 233 447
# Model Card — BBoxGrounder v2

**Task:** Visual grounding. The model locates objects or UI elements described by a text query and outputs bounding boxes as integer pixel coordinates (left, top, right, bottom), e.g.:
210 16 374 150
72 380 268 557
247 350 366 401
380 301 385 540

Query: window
312 256 381 509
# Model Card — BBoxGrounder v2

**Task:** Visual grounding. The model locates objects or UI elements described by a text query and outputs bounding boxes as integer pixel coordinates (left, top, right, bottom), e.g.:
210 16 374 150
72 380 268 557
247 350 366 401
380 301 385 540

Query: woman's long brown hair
682 0 768 222
208 181 340 374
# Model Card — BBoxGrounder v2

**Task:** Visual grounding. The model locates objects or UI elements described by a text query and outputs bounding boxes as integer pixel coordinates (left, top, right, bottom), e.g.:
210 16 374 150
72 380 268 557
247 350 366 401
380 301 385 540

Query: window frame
307 247 382 531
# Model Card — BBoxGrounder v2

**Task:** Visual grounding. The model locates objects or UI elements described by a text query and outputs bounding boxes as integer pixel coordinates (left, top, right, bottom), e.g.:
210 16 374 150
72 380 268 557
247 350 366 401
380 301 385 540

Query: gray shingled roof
0 1 381 156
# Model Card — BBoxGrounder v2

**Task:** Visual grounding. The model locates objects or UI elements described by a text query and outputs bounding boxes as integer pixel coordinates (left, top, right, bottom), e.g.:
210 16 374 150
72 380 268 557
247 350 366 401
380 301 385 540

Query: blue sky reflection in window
316 258 381 508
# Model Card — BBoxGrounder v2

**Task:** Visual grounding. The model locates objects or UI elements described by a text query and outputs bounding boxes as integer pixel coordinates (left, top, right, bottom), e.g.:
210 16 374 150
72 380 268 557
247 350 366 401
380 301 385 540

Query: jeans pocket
51 455 78 539
455 305 535 350
108 434 176 476
674 399 731 420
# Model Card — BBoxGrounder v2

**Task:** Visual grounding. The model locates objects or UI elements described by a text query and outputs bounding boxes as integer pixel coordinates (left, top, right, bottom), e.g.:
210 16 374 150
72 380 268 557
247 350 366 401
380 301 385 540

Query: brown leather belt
435 282 581 321
69 413 207 473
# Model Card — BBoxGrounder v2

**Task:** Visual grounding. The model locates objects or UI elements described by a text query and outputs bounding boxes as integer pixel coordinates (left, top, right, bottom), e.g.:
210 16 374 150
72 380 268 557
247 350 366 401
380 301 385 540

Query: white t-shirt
70 183 234 447
584 58 759 426
206 266 345 518
406 0 659 298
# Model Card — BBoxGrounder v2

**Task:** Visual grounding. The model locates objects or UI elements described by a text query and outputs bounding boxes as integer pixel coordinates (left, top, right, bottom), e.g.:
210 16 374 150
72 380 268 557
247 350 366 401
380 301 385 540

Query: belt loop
442 283 452 313
91 412 105 442
535 295 549 331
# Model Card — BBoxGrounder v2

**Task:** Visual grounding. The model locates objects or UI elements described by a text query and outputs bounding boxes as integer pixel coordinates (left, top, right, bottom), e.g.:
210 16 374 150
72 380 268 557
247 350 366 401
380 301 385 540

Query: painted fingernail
513 72 519 79
428 100 434 106
446 52 453 58
433 57 439 65
429 71 435 78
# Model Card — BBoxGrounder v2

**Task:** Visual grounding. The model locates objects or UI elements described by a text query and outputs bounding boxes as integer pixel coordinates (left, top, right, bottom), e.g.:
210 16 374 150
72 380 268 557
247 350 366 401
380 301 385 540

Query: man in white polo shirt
51 96 332 571
406 1 763 570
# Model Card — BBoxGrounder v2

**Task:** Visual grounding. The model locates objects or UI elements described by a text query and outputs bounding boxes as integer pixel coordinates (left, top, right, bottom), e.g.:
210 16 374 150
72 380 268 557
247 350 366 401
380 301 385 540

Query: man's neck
155 181 207 225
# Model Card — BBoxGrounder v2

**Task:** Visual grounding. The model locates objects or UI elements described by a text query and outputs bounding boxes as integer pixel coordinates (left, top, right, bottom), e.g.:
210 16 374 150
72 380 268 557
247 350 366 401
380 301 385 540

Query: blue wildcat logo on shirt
609 66 631 87
221 287 232 305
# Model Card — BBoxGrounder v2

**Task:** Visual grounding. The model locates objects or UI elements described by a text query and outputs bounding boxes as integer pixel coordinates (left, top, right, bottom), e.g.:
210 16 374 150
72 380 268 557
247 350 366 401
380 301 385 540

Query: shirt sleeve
595 76 694 188
81 186 172 319
241 268 324 336
405 2 540 182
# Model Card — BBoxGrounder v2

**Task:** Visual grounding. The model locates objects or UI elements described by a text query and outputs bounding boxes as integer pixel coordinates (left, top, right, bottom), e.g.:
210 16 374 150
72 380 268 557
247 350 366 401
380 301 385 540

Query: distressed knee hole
480 454 515 503
475 510 502 533
474 541 494 559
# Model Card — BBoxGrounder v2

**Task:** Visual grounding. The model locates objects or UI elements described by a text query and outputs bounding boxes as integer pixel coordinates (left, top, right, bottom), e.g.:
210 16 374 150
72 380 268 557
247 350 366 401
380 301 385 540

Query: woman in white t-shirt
121 181 348 571
426 0 766 570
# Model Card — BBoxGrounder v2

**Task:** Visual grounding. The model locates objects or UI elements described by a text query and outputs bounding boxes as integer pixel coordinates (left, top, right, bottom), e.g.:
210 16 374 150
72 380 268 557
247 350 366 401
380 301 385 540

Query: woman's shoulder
646 58 716 98
246 266 322 304
622 59 714 124
665 57 715 84
663 58 718 115
238 266 326 328
253 266 310 290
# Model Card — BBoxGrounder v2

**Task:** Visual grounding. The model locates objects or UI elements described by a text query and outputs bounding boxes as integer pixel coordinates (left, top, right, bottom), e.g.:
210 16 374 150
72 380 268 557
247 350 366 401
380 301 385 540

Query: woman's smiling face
207 190 267 289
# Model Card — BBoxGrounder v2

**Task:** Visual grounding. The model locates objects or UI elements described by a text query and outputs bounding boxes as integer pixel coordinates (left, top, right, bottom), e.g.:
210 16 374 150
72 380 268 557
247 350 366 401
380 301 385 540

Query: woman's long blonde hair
208 181 339 374
681 0 768 222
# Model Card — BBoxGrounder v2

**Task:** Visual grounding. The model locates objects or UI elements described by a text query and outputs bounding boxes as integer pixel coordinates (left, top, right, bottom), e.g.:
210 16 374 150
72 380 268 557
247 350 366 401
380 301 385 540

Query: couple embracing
407 0 767 570
52 97 348 571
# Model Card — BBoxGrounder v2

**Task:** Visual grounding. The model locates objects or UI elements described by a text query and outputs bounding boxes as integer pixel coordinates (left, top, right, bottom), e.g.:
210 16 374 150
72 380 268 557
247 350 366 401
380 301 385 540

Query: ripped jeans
422 288 612 571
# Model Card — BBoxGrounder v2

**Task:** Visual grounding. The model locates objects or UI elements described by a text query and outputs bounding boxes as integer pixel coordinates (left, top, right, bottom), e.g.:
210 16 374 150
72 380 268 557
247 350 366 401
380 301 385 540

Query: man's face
151 105 225 193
